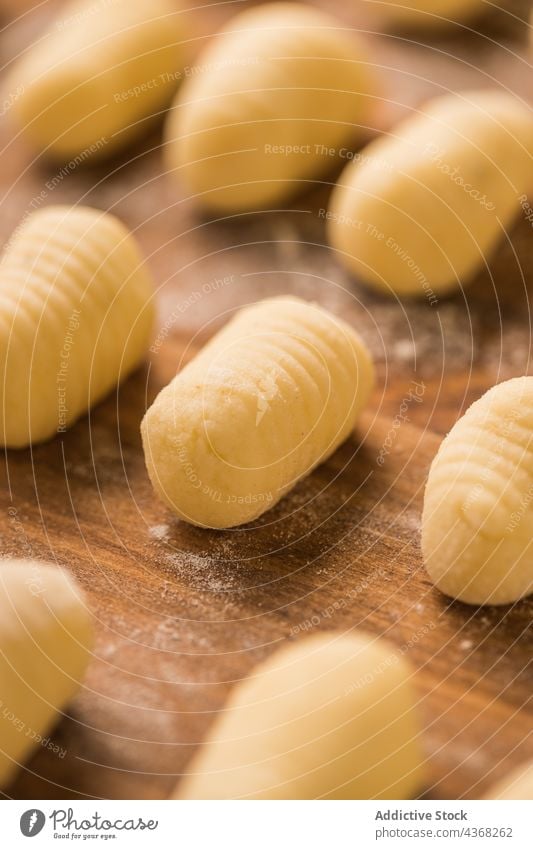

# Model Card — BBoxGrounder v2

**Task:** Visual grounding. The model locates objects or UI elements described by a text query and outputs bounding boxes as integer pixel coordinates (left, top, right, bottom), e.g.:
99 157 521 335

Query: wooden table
0 0 531 800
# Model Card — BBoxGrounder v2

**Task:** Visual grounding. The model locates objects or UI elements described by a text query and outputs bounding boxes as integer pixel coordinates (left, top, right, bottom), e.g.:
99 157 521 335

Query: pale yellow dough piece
173 632 424 800
8 0 186 160
374 0 486 29
422 377 533 605
328 90 533 298
485 760 533 799
0 559 93 788
141 296 374 529
0 205 154 447
165 2 375 211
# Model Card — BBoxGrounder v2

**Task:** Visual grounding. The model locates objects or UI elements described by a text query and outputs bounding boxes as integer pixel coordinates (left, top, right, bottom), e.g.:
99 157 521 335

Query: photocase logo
20 809 46 837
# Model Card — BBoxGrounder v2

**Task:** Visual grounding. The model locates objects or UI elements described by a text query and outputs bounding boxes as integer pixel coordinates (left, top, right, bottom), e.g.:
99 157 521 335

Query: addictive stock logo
20 809 46 837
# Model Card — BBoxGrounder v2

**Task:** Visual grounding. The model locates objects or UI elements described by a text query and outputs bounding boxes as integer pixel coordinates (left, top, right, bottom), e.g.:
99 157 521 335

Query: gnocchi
0 205 154 448
328 90 533 298
8 0 186 160
0 559 92 788
422 377 533 605
174 632 424 800
165 2 375 211
141 296 374 528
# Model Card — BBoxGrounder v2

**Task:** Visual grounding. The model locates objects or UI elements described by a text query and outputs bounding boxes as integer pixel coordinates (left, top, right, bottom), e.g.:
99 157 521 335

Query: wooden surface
0 0 532 800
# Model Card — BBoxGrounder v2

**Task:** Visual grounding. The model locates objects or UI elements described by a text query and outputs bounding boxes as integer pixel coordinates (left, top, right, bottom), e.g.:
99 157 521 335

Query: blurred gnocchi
165 2 376 211
7 0 187 160
0 559 92 788
174 632 424 800
328 90 533 298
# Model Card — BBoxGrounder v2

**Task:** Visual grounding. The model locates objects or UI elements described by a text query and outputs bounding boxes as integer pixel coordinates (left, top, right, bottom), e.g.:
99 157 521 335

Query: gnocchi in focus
0 205 154 447
141 296 374 528
174 632 424 800
0 559 93 788
165 2 376 211
8 0 186 160
328 90 533 298
422 377 533 605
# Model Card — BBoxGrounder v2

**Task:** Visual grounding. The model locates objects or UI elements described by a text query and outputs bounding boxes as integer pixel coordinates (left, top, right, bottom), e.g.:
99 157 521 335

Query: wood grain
0 0 531 800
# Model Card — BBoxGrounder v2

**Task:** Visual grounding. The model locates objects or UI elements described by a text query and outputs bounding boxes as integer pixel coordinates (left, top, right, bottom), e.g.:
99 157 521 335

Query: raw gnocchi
165 2 375 211
8 0 186 160
422 377 533 605
0 205 154 448
485 760 533 799
173 632 424 799
0 559 92 788
141 296 374 529
328 90 533 298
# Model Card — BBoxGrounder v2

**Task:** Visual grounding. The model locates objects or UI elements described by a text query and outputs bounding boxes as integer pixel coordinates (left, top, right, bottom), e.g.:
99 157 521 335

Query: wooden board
0 0 532 800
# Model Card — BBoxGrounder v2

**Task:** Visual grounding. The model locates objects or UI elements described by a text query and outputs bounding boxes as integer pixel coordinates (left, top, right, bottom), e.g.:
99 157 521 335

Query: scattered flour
150 524 170 542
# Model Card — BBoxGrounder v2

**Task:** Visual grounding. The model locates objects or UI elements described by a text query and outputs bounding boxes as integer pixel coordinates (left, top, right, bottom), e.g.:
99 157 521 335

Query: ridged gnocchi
422 377 533 605
0 559 93 788
165 2 375 211
0 205 154 448
485 760 533 800
141 296 374 528
328 90 533 298
8 0 186 160
174 632 424 800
